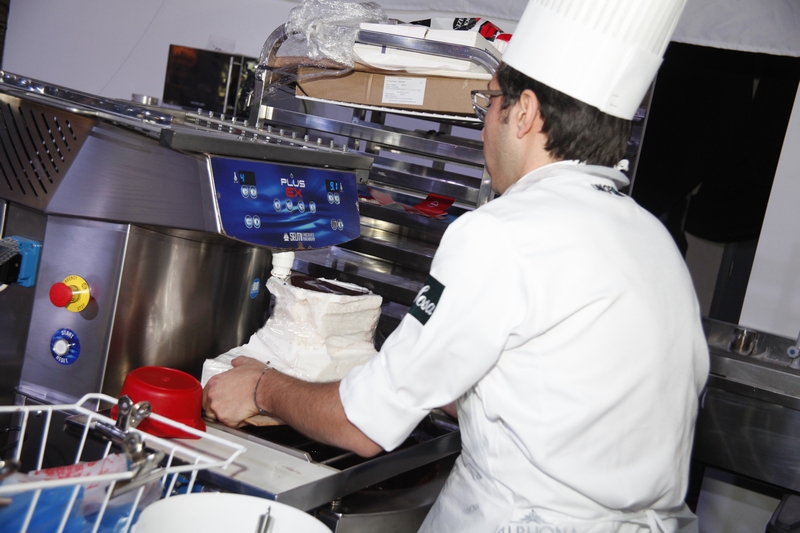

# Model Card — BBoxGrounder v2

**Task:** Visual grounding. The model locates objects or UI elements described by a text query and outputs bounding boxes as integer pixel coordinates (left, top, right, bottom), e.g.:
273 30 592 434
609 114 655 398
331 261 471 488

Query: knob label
50 328 81 365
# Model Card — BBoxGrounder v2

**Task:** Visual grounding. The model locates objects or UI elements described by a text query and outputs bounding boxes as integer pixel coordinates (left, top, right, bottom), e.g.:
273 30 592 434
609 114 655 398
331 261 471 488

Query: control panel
211 157 361 249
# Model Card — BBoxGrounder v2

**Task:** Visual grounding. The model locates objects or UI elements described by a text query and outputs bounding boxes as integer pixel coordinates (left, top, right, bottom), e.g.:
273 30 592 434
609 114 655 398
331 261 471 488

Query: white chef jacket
340 161 710 533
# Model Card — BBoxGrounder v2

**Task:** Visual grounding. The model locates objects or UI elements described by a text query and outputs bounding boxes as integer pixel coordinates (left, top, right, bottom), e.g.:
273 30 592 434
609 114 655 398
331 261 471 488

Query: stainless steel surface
0 89 220 232
354 30 500 73
315 455 456 533
0 92 93 211
15 218 271 404
370 154 482 206
694 386 800 493
201 414 461 512
176 110 348 155
293 247 428 308
0 75 371 239
132 94 159 106
695 318 800 492
251 24 500 126
161 123 372 185
0 459 20 481
0 71 173 129
728 326 758 355
18 217 127 403
105 225 272 395
264 107 485 167
477 167 494 207
338 224 438 275
259 505 272 533
704 318 800 379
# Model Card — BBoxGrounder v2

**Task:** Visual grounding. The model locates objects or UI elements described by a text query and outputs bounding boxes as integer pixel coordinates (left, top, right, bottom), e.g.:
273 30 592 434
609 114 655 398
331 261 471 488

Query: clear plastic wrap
253 0 390 99
202 276 382 386
284 0 388 68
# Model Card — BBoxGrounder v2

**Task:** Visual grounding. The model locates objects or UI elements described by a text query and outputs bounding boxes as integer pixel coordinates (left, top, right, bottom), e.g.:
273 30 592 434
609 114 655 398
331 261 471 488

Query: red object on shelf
49 282 73 307
412 193 455 218
112 366 206 439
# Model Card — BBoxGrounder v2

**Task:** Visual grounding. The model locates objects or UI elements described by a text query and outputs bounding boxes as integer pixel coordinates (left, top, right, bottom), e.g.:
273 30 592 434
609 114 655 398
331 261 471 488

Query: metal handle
257 505 272 533
115 395 134 432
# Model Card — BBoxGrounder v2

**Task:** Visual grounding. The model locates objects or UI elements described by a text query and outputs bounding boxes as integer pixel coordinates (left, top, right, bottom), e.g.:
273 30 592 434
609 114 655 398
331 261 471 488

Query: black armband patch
409 276 445 325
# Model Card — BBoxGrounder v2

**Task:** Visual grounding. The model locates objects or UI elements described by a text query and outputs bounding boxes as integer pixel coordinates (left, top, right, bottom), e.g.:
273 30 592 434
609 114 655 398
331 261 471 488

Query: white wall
2 0 517 103
740 85 800 338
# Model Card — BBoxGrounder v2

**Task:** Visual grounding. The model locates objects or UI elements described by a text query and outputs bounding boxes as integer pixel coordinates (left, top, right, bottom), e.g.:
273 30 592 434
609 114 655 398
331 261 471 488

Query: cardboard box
295 68 487 116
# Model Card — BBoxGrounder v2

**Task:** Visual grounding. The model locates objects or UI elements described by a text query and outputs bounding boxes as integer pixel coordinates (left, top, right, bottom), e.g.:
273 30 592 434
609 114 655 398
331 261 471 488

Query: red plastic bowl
112 366 206 439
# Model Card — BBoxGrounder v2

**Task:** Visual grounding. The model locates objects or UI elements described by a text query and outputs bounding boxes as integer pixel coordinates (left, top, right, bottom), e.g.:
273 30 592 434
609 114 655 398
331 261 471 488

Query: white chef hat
502 0 686 120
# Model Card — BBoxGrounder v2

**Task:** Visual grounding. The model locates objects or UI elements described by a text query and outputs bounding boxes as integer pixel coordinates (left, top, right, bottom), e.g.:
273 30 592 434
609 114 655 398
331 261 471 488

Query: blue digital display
211 157 361 249
238 170 256 186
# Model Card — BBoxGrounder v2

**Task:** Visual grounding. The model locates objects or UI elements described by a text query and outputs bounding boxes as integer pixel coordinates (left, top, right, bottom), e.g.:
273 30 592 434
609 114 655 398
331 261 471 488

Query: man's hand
203 356 265 427
202 356 383 457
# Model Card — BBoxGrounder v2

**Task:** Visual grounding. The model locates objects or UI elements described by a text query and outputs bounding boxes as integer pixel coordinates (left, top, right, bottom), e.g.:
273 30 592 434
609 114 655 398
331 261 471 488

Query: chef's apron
419 382 700 533
420 457 698 533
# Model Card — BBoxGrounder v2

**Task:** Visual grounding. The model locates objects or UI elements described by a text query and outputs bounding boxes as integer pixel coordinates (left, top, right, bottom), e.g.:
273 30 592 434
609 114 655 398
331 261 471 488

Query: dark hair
496 63 632 167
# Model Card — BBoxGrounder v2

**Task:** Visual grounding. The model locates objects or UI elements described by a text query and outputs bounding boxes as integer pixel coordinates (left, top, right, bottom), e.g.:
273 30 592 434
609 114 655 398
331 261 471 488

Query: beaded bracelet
253 361 271 416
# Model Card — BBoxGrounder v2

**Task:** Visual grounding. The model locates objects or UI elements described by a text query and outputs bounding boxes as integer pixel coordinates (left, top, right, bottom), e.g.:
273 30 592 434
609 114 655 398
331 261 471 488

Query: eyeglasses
471 89 504 121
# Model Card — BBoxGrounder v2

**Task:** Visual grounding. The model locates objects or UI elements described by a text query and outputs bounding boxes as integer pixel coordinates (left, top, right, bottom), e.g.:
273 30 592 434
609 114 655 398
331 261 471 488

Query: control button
241 185 250 198
334 193 340 205
245 215 254 228
50 328 81 365
337 219 344 230
286 199 293 211
327 192 334 204
273 199 282 211
298 201 305 213
253 216 261 228
249 186 257 199
49 282 74 308
331 219 338 230
52 339 70 356
309 201 317 213
49 275 90 313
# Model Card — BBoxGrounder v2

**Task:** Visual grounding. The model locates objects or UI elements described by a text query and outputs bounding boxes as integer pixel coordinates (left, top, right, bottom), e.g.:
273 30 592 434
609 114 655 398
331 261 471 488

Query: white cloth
202 277 381 385
340 161 710 532
671 0 800 57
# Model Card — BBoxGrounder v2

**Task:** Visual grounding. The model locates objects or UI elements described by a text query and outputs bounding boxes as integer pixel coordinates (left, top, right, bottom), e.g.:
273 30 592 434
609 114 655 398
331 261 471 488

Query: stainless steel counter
171 414 460 512
694 318 800 492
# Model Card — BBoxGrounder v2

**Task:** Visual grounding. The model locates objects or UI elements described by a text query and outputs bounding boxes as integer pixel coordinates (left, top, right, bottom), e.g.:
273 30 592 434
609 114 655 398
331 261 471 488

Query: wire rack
0 393 246 533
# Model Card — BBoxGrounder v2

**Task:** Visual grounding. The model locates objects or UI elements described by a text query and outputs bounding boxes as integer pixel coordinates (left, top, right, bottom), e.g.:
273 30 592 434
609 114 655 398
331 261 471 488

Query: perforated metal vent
0 94 92 210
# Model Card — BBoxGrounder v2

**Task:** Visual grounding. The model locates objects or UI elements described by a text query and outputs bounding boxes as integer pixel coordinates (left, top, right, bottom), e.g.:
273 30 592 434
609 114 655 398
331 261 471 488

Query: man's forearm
259 369 383 457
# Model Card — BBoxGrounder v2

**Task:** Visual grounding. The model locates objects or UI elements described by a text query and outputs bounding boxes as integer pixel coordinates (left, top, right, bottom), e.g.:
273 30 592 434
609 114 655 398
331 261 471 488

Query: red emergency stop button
49 275 91 312
49 282 74 307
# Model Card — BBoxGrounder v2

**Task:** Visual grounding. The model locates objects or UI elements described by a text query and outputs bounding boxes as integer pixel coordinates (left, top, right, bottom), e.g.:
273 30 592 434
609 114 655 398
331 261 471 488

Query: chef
204 0 710 531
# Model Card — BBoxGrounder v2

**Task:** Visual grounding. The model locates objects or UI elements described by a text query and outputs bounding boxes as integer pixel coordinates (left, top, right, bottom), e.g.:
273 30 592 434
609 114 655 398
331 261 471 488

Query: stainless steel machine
0 65 459 531
0 72 371 407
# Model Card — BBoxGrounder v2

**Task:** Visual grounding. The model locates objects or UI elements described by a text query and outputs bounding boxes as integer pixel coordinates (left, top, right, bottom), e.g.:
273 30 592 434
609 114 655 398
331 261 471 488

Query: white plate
132 492 329 533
